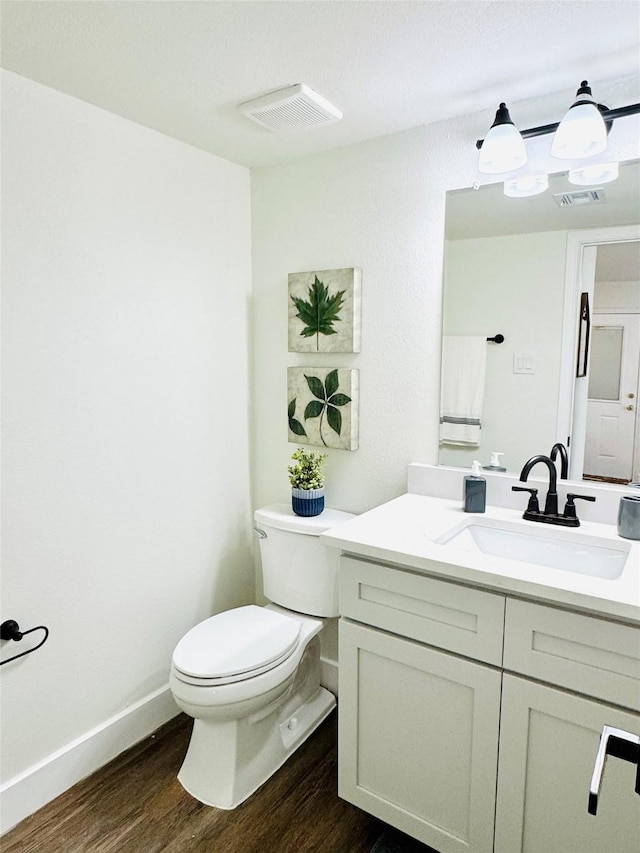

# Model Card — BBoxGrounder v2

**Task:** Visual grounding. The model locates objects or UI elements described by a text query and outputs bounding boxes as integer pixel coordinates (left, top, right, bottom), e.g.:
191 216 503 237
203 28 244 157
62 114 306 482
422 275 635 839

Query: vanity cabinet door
339 618 501 853
495 674 640 853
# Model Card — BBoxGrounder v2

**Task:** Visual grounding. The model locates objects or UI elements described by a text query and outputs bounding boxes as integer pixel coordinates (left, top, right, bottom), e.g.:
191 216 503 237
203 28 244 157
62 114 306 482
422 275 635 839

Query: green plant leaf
328 392 351 407
304 400 324 419
291 276 346 347
325 369 339 398
289 418 307 436
326 404 342 435
288 447 327 488
288 398 307 436
305 375 326 400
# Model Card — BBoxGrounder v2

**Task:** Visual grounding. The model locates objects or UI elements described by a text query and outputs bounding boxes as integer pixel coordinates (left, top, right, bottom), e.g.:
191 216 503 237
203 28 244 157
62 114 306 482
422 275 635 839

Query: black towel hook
1 619 50 666
487 334 505 344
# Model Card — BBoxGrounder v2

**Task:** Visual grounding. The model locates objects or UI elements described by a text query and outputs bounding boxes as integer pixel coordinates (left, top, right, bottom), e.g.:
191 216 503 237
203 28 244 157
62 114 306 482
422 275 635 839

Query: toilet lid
172 605 301 680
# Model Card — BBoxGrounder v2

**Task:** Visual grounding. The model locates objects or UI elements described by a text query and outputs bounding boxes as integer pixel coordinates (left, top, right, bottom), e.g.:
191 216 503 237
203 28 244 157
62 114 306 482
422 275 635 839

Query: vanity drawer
504 599 640 711
340 555 505 666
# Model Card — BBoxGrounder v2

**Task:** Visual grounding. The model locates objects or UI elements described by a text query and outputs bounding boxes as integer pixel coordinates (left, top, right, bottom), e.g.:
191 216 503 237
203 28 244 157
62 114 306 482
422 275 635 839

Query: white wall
250 124 469 516
1 71 254 829
440 231 568 471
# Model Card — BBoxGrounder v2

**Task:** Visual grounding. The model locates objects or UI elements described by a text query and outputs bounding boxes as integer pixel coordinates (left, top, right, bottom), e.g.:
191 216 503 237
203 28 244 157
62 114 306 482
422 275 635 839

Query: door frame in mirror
557 224 640 480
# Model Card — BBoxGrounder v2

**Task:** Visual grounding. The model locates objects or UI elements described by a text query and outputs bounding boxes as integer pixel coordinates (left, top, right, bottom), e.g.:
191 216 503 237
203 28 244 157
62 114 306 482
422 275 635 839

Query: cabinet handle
588 725 640 815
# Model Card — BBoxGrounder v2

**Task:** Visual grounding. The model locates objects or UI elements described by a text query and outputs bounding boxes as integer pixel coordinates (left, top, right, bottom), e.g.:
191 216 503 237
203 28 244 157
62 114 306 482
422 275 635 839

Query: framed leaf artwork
288 367 359 450
288 268 361 353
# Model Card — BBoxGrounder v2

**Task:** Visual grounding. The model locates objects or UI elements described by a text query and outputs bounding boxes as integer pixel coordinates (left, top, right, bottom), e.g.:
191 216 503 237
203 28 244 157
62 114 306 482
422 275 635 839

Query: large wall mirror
440 159 640 484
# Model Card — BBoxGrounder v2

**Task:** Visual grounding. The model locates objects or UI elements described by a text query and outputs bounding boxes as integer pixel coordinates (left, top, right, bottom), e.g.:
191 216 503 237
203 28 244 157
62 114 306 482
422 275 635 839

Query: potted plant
288 447 327 517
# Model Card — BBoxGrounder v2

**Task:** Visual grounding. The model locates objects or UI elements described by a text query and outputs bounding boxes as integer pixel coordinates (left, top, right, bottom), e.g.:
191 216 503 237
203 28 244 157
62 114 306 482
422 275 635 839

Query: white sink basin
436 517 630 580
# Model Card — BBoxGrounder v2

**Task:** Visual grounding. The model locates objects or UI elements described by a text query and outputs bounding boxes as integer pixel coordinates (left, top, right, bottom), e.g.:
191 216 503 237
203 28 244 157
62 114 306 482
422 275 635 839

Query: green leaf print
291 276 345 351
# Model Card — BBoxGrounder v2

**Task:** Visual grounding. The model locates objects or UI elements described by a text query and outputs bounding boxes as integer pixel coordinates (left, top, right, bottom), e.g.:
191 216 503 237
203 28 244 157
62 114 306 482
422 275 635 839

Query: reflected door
584 314 640 482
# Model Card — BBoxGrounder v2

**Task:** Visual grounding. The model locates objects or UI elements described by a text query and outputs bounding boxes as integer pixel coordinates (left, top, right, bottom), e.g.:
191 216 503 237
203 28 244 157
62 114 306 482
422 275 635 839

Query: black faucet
550 442 569 479
513 454 595 527
519 455 559 515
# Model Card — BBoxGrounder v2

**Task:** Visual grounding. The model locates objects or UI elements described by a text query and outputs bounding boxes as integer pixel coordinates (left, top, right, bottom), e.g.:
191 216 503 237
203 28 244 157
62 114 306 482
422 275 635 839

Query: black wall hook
1 619 50 666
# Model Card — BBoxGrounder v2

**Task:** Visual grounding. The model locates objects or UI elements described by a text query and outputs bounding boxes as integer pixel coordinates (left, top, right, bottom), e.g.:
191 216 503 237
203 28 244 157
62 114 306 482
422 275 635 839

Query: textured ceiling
1 1 639 168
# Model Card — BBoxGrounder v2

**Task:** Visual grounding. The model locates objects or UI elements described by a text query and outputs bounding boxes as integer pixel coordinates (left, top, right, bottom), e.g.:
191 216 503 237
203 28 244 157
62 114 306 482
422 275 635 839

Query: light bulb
503 174 549 198
551 81 607 160
568 161 619 185
478 103 528 174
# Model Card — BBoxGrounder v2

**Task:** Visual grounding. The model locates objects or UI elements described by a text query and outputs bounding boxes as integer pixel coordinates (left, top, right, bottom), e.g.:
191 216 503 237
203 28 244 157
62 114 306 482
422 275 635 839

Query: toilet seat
172 605 301 687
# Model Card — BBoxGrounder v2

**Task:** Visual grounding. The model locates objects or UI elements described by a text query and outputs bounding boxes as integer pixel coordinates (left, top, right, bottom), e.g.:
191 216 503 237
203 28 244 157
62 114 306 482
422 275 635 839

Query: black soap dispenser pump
464 461 486 513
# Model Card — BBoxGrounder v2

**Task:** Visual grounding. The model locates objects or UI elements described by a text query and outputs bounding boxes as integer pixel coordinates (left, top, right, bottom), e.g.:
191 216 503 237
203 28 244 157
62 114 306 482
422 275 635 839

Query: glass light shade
503 173 549 198
551 102 607 159
478 122 528 174
568 161 619 185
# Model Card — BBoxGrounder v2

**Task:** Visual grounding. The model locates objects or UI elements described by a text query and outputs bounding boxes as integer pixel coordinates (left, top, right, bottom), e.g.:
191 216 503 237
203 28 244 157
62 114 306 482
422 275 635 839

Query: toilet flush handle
253 527 267 539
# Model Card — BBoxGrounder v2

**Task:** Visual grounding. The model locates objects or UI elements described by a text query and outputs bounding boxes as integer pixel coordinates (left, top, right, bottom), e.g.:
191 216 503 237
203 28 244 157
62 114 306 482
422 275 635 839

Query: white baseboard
320 656 338 697
0 684 179 835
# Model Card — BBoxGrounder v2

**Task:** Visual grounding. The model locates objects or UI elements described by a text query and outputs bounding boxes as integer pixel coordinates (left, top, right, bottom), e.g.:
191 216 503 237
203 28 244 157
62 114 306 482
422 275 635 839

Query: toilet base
177 685 335 809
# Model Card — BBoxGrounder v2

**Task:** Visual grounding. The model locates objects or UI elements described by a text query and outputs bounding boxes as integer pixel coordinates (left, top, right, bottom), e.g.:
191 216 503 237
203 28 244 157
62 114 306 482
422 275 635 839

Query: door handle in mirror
588 725 640 815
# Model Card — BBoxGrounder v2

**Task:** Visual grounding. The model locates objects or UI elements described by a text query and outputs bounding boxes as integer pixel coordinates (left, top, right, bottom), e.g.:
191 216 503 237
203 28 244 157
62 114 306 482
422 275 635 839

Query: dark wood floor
1 712 384 853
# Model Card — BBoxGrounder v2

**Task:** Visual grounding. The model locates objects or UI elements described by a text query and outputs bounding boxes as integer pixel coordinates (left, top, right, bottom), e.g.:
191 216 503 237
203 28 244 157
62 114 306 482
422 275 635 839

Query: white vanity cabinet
338 555 640 853
495 675 640 853
338 556 505 853
495 598 640 853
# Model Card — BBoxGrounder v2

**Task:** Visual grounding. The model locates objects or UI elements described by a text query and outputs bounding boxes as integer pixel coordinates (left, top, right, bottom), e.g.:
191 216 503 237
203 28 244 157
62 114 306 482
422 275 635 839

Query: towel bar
0 619 50 666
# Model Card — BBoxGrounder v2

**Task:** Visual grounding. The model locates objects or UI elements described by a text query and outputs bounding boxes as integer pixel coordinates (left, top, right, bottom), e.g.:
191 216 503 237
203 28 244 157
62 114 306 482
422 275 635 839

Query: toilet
169 503 354 809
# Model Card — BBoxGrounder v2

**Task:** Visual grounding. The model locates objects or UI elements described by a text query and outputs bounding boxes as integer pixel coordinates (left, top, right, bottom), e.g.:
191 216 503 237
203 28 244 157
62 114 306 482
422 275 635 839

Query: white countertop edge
322 494 640 625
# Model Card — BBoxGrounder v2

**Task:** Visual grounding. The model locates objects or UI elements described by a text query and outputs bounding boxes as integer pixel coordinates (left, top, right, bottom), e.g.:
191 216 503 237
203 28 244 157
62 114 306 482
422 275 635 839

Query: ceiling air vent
238 84 342 131
553 188 606 208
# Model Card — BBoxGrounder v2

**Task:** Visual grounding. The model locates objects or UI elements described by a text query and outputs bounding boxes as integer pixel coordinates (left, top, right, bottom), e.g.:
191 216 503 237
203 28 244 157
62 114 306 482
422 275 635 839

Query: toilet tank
254 504 355 617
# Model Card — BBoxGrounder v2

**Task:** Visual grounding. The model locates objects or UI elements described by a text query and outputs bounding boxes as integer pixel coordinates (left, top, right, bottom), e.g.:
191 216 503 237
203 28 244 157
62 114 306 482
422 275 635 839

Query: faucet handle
512 486 540 513
563 493 596 519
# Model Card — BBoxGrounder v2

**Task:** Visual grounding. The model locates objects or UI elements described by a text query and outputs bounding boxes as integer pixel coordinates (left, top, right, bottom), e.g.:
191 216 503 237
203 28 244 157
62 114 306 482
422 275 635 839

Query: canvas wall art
288 267 361 353
288 367 359 450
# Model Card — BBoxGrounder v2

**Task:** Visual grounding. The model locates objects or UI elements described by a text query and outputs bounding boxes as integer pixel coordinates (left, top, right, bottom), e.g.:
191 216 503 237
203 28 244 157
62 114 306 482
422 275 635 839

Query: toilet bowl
170 604 335 808
169 504 354 809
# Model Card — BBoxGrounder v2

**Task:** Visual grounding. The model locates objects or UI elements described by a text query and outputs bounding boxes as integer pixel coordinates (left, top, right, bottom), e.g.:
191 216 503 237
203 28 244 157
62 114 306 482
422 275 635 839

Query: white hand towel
439 336 487 446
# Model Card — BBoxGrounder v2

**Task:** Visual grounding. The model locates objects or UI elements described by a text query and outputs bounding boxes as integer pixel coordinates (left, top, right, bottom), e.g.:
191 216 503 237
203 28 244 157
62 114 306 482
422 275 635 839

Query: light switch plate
513 353 536 374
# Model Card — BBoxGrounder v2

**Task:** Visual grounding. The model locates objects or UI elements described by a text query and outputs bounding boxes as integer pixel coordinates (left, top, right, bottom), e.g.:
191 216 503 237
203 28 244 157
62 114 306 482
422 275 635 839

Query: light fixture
475 85 639 190
551 81 608 159
568 160 619 186
503 173 549 198
477 103 528 174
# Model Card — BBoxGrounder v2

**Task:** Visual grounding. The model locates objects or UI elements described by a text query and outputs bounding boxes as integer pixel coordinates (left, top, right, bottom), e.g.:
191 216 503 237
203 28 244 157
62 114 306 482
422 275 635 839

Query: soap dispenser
464 461 486 513
483 452 507 472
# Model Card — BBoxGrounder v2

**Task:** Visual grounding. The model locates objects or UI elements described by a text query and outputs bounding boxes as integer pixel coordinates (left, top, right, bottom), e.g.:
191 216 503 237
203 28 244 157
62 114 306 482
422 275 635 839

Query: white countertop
321 494 640 625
